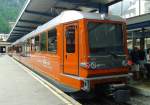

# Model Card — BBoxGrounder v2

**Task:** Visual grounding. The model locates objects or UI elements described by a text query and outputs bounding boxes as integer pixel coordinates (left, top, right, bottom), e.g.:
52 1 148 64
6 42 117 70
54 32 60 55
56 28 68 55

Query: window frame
31 37 35 52
34 34 40 52
39 32 48 52
65 25 76 53
86 19 126 55
47 28 57 54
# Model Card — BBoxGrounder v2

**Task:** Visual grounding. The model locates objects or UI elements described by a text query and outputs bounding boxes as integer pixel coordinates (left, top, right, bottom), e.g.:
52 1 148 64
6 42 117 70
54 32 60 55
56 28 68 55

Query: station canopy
7 0 121 42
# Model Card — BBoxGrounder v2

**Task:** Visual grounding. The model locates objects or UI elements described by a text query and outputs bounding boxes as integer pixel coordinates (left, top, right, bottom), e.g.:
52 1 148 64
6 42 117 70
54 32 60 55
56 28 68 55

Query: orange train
10 10 129 93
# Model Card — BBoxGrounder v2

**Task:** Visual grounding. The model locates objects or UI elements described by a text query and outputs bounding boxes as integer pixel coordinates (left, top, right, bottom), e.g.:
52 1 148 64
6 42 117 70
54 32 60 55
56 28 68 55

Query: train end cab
60 14 129 92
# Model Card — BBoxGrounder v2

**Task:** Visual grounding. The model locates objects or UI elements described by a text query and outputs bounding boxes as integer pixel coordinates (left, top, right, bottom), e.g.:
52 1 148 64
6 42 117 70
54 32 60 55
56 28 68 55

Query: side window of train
65 25 75 53
35 35 40 52
48 28 57 53
25 39 31 54
31 38 35 52
40 32 47 51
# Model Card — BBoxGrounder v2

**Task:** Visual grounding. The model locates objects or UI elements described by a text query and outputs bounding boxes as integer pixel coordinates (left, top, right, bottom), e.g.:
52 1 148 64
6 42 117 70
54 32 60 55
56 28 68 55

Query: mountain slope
0 0 26 33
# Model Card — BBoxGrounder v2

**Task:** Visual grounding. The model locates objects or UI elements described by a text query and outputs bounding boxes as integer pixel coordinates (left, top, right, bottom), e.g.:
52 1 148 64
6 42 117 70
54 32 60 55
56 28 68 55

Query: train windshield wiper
109 52 119 59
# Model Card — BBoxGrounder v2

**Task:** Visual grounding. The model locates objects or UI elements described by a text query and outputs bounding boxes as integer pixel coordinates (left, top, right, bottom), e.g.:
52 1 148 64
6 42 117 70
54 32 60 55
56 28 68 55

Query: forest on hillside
0 0 26 33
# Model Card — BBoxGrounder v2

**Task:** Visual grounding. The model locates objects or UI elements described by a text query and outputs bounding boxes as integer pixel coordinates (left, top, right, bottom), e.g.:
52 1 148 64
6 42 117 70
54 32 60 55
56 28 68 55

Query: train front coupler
109 83 130 103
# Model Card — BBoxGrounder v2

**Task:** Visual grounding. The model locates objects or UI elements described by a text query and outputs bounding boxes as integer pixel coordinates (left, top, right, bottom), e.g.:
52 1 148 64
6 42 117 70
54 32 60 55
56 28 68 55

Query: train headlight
80 62 90 69
80 62 97 70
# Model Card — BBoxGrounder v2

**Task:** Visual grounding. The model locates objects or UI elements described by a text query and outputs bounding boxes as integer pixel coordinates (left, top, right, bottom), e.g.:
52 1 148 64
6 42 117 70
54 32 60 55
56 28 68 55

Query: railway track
79 98 131 105
71 93 131 105
74 93 150 105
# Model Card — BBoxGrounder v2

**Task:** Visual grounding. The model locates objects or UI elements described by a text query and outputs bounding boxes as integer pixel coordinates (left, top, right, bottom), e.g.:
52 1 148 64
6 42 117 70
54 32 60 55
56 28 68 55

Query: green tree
0 16 10 33
0 0 26 33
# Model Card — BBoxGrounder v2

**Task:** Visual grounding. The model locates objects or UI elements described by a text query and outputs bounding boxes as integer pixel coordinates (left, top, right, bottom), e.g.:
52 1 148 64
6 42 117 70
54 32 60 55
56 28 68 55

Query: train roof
12 10 125 45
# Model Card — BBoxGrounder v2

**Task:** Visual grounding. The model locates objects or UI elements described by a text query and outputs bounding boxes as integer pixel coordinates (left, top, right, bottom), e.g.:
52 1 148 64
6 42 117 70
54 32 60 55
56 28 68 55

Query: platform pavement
129 80 150 97
0 54 72 105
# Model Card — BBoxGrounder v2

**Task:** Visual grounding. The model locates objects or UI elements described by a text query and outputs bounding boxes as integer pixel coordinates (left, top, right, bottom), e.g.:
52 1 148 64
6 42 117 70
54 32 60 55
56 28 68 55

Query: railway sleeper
94 83 130 104
109 84 130 103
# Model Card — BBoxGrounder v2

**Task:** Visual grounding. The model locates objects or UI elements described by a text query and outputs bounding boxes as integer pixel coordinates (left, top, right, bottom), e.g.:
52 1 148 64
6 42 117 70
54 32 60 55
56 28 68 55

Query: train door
63 23 79 75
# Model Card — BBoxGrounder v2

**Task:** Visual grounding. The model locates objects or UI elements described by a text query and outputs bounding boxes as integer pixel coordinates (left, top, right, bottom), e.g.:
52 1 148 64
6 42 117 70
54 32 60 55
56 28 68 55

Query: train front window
88 22 124 56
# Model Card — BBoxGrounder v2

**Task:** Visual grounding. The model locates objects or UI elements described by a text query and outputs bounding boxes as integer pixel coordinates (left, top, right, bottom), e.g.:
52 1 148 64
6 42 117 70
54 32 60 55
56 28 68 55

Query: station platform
129 80 150 96
0 54 79 105
129 81 150 105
